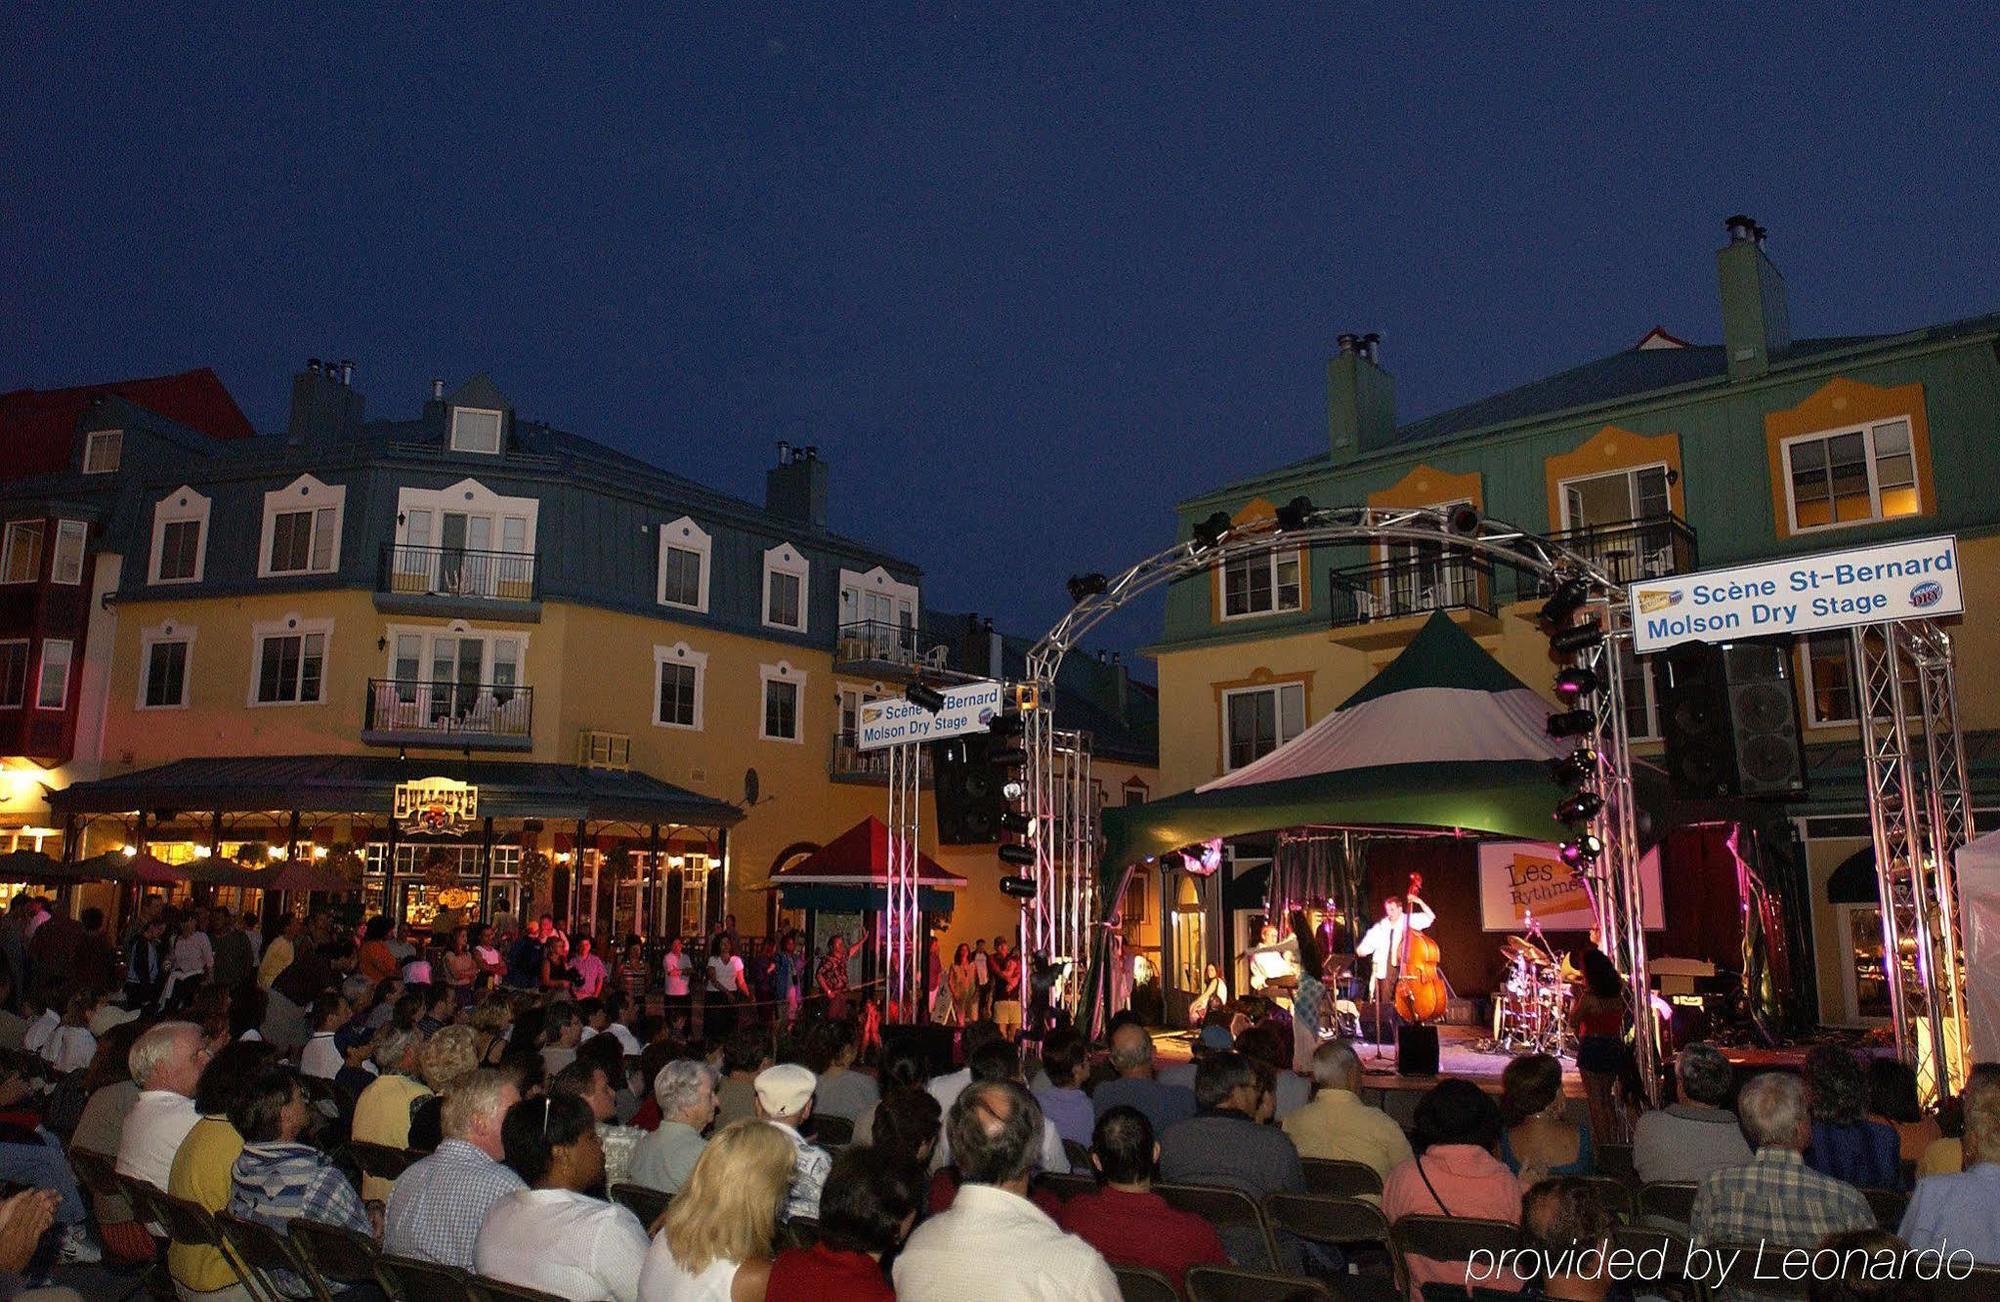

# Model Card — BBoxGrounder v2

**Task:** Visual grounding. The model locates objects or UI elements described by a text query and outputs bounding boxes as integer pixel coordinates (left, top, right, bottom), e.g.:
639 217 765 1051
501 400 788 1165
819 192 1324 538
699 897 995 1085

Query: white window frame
49 520 87 586
1557 461 1672 530
0 640 26 709
149 486 211 584
1621 657 1660 742
761 543 810 633
0 521 43 585
1779 418 1920 534
1800 633 1861 729
82 429 122 475
657 517 713 613
248 614 333 707
837 566 920 629
758 660 806 743
379 620 532 683
138 621 196 711
1220 550 1303 621
258 475 346 577
449 406 505 454
1220 680 1306 771
35 639 72 710
651 642 709 731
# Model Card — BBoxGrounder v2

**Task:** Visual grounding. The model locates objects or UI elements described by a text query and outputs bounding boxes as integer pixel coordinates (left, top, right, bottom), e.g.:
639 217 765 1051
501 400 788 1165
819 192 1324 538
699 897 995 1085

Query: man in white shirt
933 1039 1072 1174
895 1080 1117 1302
114 1021 207 1190
299 992 348 1080
1353 892 1435 1001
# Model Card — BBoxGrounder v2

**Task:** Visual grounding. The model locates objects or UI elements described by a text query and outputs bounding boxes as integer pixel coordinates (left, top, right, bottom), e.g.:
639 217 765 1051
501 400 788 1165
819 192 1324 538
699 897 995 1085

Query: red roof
0 368 254 480
771 817 967 888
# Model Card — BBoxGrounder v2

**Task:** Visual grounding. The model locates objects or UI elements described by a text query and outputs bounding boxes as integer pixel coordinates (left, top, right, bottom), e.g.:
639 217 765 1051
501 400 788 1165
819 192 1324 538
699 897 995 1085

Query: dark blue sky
7 8 1998 662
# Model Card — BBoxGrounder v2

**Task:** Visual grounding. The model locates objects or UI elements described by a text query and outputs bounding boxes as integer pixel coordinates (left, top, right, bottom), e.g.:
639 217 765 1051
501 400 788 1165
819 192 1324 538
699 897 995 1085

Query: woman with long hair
1804 1045 1902 1190
1188 962 1228 1026
948 944 978 1026
639 1119 797 1301
1568 945 1632 1144
1287 907 1328 1074
1498 1052 1593 1183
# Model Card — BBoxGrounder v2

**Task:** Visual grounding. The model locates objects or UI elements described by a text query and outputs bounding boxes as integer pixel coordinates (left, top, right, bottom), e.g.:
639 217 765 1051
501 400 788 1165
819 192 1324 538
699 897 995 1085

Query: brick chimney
1327 332 1396 463
765 442 828 528
286 358 364 444
1718 216 1791 379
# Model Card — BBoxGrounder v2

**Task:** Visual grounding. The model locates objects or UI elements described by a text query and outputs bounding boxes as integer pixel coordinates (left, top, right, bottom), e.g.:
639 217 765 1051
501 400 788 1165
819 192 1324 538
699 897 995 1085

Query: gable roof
0 368 254 479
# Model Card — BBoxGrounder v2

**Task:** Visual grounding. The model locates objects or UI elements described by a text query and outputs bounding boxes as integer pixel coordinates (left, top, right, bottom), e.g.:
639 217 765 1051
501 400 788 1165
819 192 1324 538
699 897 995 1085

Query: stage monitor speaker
1397 1024 1440 1076
1658 641 1806 799
881 1023 957 1077
932 733 1002 845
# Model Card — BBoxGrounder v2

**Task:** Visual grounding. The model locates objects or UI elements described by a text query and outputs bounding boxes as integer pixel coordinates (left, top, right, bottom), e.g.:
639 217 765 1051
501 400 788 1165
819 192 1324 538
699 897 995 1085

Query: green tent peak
1334 611 1539 710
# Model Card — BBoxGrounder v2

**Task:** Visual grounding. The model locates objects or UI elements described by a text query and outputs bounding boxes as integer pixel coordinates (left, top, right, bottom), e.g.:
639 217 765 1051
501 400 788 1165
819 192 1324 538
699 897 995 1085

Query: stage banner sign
1477 841 1666 932
1628 534 1962 654
856 679 1005 750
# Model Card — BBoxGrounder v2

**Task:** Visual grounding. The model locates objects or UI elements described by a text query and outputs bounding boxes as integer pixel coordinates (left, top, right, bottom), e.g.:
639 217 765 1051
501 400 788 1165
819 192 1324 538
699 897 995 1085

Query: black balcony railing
1548 514 1698 583
378 543 539 603
364 679 533 741
1328 552 1496 628
834 619 951 671
830 730 932 780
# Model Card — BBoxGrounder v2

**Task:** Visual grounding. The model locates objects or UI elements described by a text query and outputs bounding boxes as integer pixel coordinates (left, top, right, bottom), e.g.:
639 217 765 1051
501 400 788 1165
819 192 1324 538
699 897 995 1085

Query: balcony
375 544 540 620
833 619 951 677
1328 553 1498 644
830 730 932 783
362 679 534 751
1549 514 1698 584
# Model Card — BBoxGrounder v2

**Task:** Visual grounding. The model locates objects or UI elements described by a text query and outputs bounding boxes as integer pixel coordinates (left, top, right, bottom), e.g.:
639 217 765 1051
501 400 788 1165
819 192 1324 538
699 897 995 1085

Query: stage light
1549 749 1598 786
998 844 1036 868
1066 573 1109 605
1445 503 1482 536
999 873 1038 899
1554 667 1599 701
1275 496 1316 531
120 844 138 857
1546 709 1596 738
1550 618 1604 655
905 680 947 713
1539 576 1592 627
1556 792 1604 824
1559 832 1604 867
999 811 1035 837
1191 511 1233 549
989 713 1025 740
988 745 1028 768
1002 778 1026 801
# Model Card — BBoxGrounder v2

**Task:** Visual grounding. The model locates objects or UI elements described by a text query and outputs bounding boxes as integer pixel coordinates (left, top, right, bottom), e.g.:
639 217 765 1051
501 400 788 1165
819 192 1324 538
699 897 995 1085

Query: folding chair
1036 1170 1096 1203
1594 1140 1636 1184
1937 1262 2000 1300
1063 1138 1092 1172
288 1216 383 1296
1155 1183 1279 1271
1387 1214 1519 1299
812 1114 854 1147
215 1211 330 1302
1185 1263 1332 1301
1576 1174 1634 1221
376 1253 484 1302
1636 1181 1697 1225
1111 1264 1180 1302
1264 1193 1399 1302
608 1182 672 1228
1300 1157 1383 1200
348 1140 416 1183
1862 1186 1907 1230
1611 1223 1701 1302
151 1189 272 1302
475 1275 571 1302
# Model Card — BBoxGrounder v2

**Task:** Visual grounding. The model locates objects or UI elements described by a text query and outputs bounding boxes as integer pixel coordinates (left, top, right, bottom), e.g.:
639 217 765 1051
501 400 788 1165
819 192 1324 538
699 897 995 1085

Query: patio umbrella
259 858 362 894
0 849 72 885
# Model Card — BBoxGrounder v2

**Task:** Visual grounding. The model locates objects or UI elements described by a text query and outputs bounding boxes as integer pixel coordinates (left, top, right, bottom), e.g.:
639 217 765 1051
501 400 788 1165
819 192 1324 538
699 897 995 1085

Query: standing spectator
1569 947 1632 1145
1803 1045 1902 1191
24 896 80 994
164 912 215 1007
949 945 978 1026
542 934 576 996
124 916 169 1010
1282 1040 1413 1190
255 914 300 991
1091 1022 1196 1136
473 924 507 988
166 1040 275 1299
756 1064 832 1221
630 1059 720 1196
768 1146 915 1302
114 1021 207 1191
1033 1029 1095 1149
808 1020 880 1125
638 1119 795 1301
384 1068 524 1269
1632 1041 1752 1185
505 918 547 990
74 907 123 996
443 927 481 1001
571 936 608 1000
993 942 1023 1042
616 936 649 1003
776 933 802 1026
210 910 255 992
707 936 749 1041
357 916 398 983
1899 1081 2000 1263
1499 1053 1594 1181
1691 1072 1874 1251
661 936 693 1033
1060 1105 1227 1294
972 939 992 1019
817 936 850 1022
893 1081 1118 1302
352 1027 432 1202
1382 1080 1523 1299
477 1092 650 1302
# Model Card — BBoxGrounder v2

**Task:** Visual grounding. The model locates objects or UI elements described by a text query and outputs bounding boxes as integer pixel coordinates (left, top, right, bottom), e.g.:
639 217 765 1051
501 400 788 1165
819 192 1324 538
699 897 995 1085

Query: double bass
1393 872 1449 1023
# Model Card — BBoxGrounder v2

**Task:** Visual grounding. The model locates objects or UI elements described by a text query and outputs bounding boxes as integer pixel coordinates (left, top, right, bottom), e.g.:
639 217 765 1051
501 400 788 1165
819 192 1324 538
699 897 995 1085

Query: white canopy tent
1956 828 2000 1065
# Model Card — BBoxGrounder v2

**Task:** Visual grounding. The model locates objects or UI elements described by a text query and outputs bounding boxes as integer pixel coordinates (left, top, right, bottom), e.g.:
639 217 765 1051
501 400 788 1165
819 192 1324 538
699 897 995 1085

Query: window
1803 632 1858 725
762 544 809 632
1222 551 1302 619
0 642 26 708
1122 779 1149 806
149 488 211 584
1 522 43 584
142 634 191 709
760 662 805 742
82 430 122 474
259 476 345 578
35 640 71 710
1223 681 1306 771
50 521 86 586
657 518 711 612
1561 464 1671 529
251 618 330 705
652 643 708 730
1621 655 1659 741
1783 418 1920 532
450 407 504 454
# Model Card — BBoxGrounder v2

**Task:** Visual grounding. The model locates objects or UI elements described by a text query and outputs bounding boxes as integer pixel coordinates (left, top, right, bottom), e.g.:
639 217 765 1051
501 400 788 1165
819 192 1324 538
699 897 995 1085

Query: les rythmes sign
1629 534 1962 654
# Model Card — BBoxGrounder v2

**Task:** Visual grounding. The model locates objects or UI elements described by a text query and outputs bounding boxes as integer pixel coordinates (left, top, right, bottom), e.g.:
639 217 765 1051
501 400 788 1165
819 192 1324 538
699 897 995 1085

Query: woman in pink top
1382 1079 1524 1299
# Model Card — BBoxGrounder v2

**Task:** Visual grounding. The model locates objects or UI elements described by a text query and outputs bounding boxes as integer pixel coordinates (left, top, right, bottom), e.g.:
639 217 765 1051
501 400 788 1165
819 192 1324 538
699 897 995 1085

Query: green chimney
1717 215 1791 379
1328 332 1396 463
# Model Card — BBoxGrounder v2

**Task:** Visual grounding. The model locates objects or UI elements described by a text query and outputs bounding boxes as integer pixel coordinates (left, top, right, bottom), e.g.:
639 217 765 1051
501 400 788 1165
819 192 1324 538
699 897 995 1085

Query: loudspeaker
1397 1024 1440 1076
881 1023 957 1076
1658 641 1806 799
932 733 1002 845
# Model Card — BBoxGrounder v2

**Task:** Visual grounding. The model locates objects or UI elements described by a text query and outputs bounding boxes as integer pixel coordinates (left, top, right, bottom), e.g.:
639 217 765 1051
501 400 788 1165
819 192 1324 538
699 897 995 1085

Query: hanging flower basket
421 846 458 891
520 848 551 893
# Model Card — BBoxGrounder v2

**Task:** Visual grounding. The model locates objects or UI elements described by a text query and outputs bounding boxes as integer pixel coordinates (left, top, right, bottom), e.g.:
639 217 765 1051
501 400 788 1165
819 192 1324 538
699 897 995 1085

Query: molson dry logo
1910 581 1944 609
1634 588 1683 615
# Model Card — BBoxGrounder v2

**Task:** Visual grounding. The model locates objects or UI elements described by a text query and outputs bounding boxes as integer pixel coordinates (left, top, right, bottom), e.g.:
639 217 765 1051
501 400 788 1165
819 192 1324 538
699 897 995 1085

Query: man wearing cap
756 1063 831 1221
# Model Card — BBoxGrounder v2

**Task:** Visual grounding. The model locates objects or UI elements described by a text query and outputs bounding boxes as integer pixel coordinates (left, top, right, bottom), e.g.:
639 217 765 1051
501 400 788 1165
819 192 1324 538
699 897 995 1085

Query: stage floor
1152 1023 1579 1094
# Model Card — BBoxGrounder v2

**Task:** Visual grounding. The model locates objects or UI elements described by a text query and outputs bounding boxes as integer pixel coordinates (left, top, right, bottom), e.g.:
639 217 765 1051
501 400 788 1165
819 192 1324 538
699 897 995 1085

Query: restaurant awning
45 754 744 827
767 817 967 914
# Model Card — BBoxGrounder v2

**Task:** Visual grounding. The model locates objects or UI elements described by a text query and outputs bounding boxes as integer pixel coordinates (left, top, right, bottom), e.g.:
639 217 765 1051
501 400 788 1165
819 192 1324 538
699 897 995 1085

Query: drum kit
1491 933 1580 1055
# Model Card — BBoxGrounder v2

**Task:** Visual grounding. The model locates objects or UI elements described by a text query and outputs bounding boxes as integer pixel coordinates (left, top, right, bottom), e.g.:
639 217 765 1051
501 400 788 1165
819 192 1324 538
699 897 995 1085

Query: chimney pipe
777 439 791 464
339 360 354 386
431 378 445 400
1724 214 1758 244
307 358 321 374
1336 333 1359 355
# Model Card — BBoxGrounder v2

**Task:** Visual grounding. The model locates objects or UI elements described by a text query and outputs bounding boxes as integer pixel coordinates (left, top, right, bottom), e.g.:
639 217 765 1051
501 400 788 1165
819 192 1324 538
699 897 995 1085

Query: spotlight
1556 792 1604 824
999 873 1038 898
988 713 1025 740
1546 709 1596 738
999 811 1034 837
1559 832 1604 867
1550 618 1605 655
988 744 1028 768
1548 749 1598 786
1191 511 1233 549
1275 496 1316 531
120 844 138 857
998 844 1037 869
1445 503 1482 536
1539 577 1592 627
1066 573 1109 605
905 681 947 713
1002 778 1026 801
1554 667 1600 701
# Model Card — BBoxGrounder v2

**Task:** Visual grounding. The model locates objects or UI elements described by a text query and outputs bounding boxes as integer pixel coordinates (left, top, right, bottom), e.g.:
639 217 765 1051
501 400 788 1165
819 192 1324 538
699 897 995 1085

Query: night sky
7 8 1998 664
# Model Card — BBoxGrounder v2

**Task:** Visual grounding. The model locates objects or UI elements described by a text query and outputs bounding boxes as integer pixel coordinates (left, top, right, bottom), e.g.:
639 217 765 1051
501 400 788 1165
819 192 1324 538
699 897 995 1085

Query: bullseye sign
394 777 479 835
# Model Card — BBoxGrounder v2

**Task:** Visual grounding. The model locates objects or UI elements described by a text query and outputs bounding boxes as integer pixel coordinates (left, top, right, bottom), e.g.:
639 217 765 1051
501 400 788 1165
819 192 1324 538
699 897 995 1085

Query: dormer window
450 407 504 454
82 430 122 474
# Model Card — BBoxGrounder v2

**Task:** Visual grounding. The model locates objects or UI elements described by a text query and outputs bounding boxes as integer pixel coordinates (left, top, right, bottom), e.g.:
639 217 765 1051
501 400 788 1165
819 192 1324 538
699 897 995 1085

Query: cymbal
1500 936 1549 961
